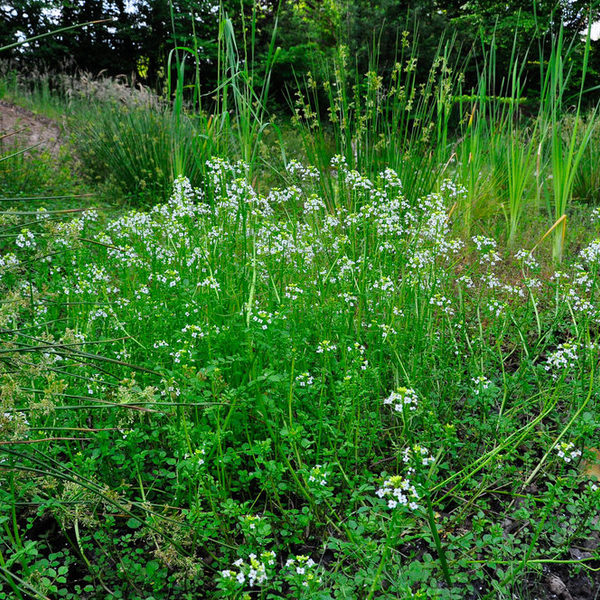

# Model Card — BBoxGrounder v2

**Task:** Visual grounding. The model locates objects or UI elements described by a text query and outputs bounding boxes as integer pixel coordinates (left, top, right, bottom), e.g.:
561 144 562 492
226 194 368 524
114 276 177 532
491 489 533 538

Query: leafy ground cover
2 12 600 597
1 144 600 598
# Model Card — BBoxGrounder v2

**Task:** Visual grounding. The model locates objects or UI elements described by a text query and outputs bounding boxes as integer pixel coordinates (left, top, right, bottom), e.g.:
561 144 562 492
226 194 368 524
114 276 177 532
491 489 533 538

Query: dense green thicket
3 0 600 109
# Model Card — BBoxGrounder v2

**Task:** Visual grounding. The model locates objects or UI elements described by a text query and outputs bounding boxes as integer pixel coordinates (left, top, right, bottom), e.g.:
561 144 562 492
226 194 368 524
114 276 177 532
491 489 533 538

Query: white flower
515 249 539 270
295 372 314 387
384 387 418 412
472 375 491 395
15 229 36 249
556 442 581 463
376 474 420 510
580 239 600 264
308 464 328 486
545 342 579 374
316 340 337 354
403 445 435 466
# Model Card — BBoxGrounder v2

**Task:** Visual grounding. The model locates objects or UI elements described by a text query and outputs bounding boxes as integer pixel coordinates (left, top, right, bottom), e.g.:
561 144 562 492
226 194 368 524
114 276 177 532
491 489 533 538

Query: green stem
425 487 452 587
365 512 398 600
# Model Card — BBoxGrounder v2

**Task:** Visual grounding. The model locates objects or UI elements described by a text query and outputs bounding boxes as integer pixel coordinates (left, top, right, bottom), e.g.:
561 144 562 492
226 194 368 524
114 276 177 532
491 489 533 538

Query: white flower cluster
15 229 36 249
160 378 181 398
197 275 220 292
241 514 263 531
267 185 303 205
296 372 314 387
2 411 29 426
472 235 501 265
345 342 369 370
303 194 326 215
378 323 398 340
284 284 304 300
379 167 402 189
402 445 435 468
330 154 348 168
440 179 467 200
316 340 337 354
181 324 206 339
429 293 455 316
514 249 539 270
286 159 319 181
375 474 420 510
283 555 322 588
35 207 50 221
556 441 582 463
471 375 491 395
252 310 275 330
372 276 396 293
472 235 497 252
487 299 506 318
0 252 20 273
183 447 205 467
545 341 579 373
579 239 600 265
383 387 419 412
221 551 276 587
85 159 467 335
308 464 328 486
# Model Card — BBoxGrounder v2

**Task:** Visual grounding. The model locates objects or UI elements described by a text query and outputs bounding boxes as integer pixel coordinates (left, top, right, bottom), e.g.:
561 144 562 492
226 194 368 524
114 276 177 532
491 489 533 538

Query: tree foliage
2 0 599 107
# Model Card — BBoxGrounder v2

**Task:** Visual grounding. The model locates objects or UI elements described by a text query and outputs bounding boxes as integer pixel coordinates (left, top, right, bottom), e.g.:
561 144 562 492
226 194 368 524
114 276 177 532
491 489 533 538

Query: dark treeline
3 0 600 110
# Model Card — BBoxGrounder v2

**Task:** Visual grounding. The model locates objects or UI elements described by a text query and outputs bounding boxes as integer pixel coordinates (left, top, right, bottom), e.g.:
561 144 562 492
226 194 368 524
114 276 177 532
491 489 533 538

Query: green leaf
126 517 142 529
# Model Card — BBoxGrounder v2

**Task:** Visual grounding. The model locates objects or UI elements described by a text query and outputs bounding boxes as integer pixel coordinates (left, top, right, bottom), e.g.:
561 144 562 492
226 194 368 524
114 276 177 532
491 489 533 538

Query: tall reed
539 21 597 261
291 29 463 202
289 15 600 255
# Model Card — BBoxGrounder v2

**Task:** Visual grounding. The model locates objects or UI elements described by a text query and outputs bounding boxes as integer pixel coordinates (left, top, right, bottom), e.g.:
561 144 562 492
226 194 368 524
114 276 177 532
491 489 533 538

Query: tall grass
291 31 463 202
63 6 283 202
6 12 599 248
540 23 597 261
570 112 600 205
288 19 600 254
218 8 281 172
72 101 212 203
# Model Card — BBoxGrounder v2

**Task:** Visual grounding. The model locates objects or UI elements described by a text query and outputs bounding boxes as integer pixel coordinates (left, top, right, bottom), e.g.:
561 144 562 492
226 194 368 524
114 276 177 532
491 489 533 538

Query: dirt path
0 100 65 157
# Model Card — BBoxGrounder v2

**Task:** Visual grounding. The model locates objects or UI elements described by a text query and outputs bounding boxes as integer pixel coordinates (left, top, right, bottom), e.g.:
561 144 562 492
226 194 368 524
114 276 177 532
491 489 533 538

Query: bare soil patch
0 99 64 156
